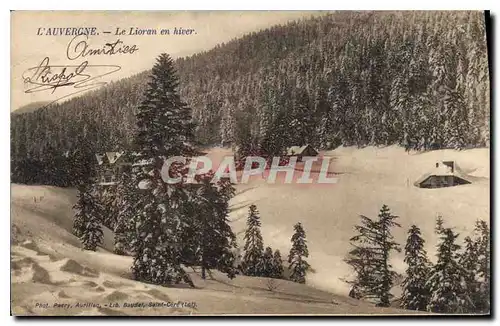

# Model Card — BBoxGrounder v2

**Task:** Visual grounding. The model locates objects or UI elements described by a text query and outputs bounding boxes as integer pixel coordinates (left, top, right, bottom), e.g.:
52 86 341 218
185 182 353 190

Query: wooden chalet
95 152 130 185
286 144 319 162
414 161 471 188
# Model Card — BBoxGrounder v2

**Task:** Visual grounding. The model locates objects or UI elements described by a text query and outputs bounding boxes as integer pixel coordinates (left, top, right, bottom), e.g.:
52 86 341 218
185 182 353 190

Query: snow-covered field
10 146 489 315
224 146 490 294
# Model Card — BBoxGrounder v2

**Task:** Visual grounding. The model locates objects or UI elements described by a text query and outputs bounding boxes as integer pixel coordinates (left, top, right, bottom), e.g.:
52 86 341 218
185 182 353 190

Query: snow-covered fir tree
435 215 445 235
69 138 96 188
260 107 292 158
288 222 311 284
271 249 284 279
242 204 265 276
472 220 490 313
72 184 88 238
73 184 103 251
215 176 238 279
426 228 470 313
459 236 481 313
72 143 97 239
401 225 431 311
217 176 236 203
346 246 376 300
345 204 401 306
474 221 490 286
131 53 195 287
96 186 117 231
89 156 118 233
113 167 138 255
261 247 275 278
289 86 313 146
80 214 104 251
185 172 237 280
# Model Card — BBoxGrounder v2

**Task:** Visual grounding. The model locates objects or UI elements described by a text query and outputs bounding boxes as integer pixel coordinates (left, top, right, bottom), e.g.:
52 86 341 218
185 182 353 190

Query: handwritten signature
66 35 139 60
22 57 121 107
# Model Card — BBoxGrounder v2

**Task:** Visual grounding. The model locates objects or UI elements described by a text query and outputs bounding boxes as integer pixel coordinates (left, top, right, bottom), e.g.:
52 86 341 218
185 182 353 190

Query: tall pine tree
271 250 284 279
73 184 103 251
472 220 490 313
131 53 195 286
345 204 401 306
401 225 431 311
72 184 88 239
242 204 265 276
288 222 310 284
186 172 237 280
426 228 470 313
459 235 481 313
114 167 138 255
261 247 275 278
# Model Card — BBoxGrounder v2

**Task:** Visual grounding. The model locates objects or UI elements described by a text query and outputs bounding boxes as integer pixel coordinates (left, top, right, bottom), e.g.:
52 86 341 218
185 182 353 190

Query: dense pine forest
11 11 490 186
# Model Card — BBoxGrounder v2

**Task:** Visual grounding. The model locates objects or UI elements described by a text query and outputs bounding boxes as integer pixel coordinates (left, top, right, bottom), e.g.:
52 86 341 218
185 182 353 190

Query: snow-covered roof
105 152 123 164
95 151 127 165
286 145 318 156
414 161 472 186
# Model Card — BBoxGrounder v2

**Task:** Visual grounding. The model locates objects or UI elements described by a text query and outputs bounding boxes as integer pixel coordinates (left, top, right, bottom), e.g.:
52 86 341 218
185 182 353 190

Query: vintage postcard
10 11 490 316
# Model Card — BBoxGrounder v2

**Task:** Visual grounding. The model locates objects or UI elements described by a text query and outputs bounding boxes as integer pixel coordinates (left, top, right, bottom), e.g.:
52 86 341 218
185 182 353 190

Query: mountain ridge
11 11 490 187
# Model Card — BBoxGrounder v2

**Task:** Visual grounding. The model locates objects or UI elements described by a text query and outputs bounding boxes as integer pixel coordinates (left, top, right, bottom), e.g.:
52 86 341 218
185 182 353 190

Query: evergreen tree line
240 204 311 283
11 11 490 186
346 205 490 314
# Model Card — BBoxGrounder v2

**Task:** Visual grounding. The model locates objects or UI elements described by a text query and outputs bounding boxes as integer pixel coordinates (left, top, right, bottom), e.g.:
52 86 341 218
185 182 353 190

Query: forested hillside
11 11 490 185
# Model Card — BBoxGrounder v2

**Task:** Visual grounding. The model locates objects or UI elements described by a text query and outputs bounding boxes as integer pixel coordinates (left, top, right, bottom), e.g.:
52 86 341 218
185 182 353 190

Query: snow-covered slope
11 186 406 316
226 146 489 295
11 146 488 315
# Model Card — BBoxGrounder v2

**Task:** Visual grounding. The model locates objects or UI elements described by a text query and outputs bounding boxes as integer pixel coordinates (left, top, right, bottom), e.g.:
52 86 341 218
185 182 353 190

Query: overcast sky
11 11 327 111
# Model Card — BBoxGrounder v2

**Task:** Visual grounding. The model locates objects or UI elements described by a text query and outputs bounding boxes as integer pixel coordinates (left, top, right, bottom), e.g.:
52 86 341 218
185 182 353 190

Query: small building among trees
286 145 319 162
95 152 130 185
414 161 471 188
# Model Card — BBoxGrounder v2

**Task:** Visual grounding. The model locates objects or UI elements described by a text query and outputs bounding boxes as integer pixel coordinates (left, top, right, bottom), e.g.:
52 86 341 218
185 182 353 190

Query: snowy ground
10 146 489 315
223 146 490 295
